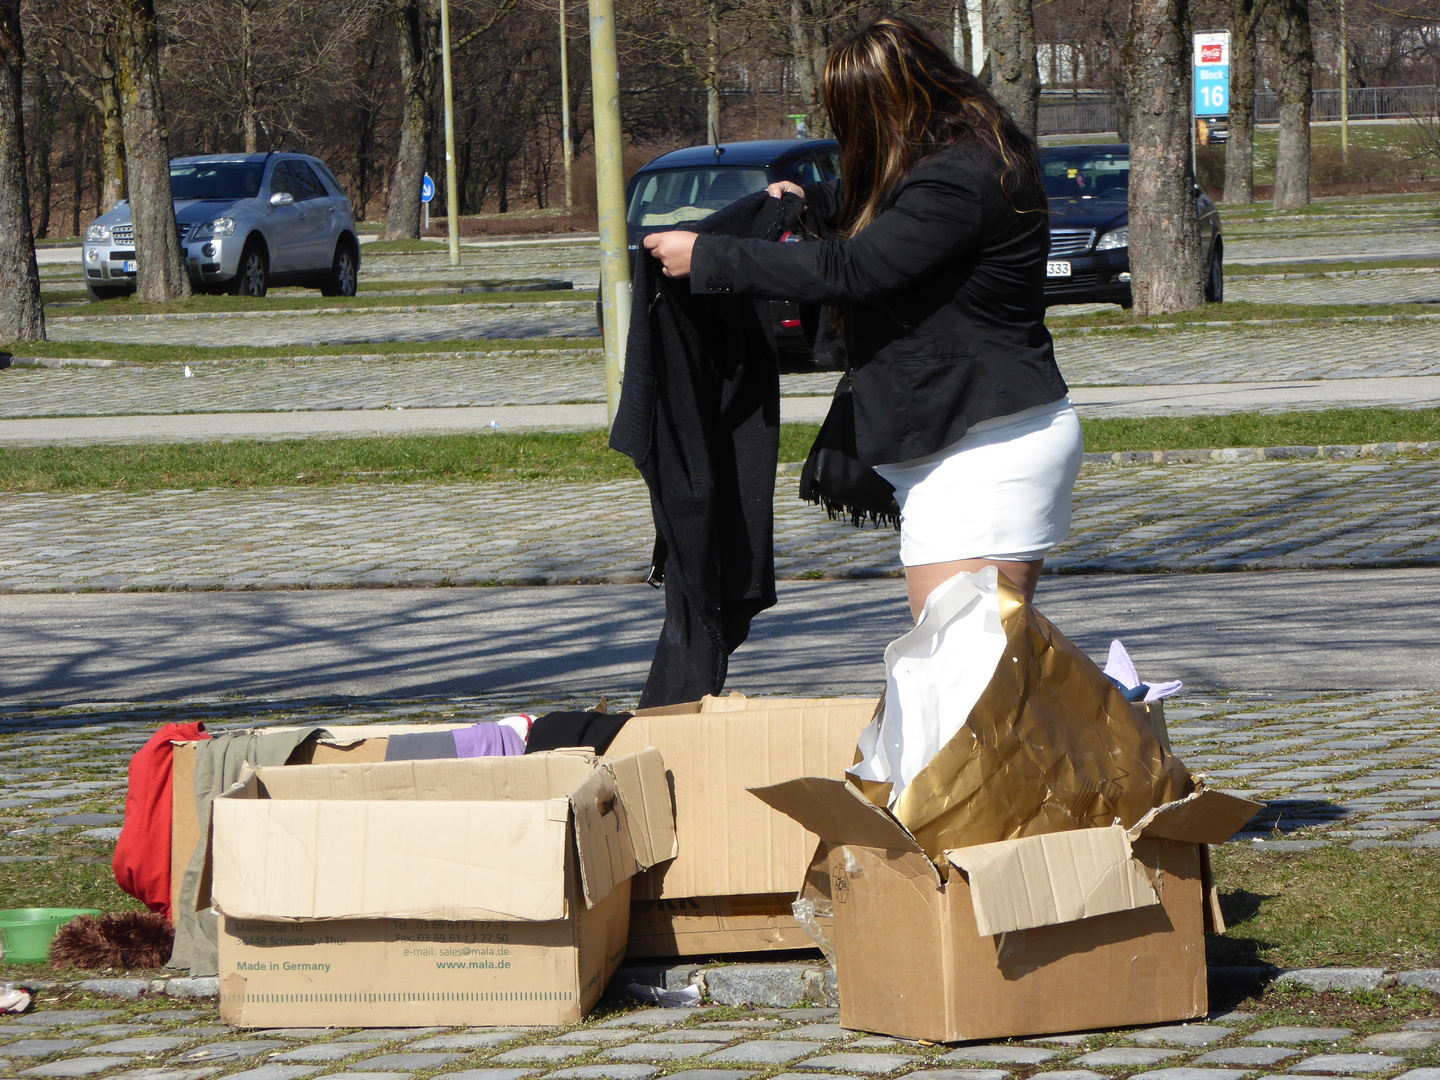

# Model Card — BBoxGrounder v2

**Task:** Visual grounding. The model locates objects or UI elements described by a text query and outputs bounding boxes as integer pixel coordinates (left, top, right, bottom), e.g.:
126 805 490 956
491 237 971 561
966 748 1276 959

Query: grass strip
1209 844 1440 969
1051 300 1440 329
0 338 602 363
0 410 1436 492
46 288 594 318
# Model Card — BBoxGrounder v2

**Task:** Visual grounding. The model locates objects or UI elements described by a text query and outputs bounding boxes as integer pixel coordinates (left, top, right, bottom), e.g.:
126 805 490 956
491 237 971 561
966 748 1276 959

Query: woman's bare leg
904 558 1043 621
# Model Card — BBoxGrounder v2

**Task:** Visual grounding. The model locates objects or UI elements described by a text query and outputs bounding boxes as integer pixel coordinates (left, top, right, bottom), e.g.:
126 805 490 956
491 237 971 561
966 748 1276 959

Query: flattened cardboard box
608 695 877 957
753 779 1259 1042
210 749 675 1027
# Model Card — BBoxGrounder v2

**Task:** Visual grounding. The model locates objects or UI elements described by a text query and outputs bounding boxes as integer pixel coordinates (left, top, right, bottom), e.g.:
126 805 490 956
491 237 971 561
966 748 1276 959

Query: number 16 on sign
1193 31 1230 117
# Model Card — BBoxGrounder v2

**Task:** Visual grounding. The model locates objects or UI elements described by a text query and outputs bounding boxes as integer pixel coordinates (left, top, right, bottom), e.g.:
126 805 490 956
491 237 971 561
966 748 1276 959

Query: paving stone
21 1058 132 1078
491 1046 595 1065
163 978 219 1000
104 1069 223 1080
1130 1070 1250 1080
777 1010 840 1021
255 1031 343 1040
1358 1032 1440 1051
1127 1025 1235 1047
84 1035 191 1055
705 966 824 1008
705 1041 821 1065
137 1012 204 1022
1277 969 1388 992
431 1071 542 1080
608 1043 729 1061
597 1009 711 1029
2 1040 92 1057
354 1052 468 1070
1402 1021 1440 1031
75 978 154 999
642 1030 741 1044
9 1011 122 1027
176 1041 289 1063
795 1053 921 1074
326 1075 410 1080
337 1029 445 1041
1195 1047 1302 1066
1291 1056 1405 1074
546 1067 663 1080
76 1027 162 1039
1393 1071 1440 1080
1397 970 1440 992
700 1020 786 1029
412 1033 526 1050
1075 1049 1186 1067
942 1048 1061 1065
219 1068 324 1080
847 1038 912 1049
1028 1073 1101 1080
1245 1028 1355 1045
787 1026 854 1042
269 1043 382 1062
555 1030 644 1044
916 1071 1010 1080
659 1071 756 1080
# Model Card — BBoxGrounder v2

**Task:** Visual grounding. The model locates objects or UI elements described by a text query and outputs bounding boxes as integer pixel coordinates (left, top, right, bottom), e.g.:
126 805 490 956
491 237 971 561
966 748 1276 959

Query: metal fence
1038 85 1440 134
1256 84 1439 122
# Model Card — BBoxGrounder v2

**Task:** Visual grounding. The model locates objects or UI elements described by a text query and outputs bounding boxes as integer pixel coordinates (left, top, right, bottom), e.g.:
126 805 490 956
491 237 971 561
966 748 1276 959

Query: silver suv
83 151 360 301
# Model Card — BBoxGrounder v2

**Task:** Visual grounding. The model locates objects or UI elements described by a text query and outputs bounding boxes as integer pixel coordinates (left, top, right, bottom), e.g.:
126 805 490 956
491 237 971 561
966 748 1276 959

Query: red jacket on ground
112 722 210 919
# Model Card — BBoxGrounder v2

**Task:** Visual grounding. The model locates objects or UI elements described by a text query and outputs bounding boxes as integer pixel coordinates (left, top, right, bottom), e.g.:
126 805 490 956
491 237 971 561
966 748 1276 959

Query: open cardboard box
752 778 1259 1042
608 694 878 956
206 749 676 1027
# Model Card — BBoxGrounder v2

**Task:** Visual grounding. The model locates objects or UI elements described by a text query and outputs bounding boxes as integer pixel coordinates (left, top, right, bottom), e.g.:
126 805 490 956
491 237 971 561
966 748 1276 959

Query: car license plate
122 260 137 273
1046 260 1071 278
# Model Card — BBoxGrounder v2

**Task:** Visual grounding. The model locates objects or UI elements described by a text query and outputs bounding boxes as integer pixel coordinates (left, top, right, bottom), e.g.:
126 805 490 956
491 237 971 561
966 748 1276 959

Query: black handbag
799 373 901 529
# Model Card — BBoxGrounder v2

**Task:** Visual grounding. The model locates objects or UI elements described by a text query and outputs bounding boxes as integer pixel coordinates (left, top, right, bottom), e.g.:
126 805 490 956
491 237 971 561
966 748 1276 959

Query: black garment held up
610 191 807 708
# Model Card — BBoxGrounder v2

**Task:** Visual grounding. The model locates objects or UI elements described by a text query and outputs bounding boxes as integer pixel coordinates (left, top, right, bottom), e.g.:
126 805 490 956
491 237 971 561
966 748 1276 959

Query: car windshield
627 167 769 227
169 161 265 200
1040 151 1129 199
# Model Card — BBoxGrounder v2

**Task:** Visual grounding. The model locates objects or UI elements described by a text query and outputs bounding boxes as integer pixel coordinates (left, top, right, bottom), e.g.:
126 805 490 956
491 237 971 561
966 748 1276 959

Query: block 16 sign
1193 31 1230 116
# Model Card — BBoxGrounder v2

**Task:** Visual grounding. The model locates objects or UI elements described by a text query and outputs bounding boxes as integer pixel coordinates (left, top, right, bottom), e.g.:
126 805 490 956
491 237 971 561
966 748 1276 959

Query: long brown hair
823 15 1045 234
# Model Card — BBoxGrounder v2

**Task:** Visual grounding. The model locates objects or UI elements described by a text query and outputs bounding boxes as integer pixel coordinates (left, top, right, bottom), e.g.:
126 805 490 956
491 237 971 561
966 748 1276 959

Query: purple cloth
453 722 526 758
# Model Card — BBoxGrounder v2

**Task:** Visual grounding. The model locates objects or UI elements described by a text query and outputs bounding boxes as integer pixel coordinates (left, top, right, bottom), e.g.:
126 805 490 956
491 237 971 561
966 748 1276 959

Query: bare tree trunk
71 108 86 236
98 69 125 209
981 0 1039 136
1222 0 1263 203
705 0 720 144
240 0 258 152
115 0 190 301
1271 0 1311 209
31 70 53 237
1124 0 1203 314
380 0 438 240
1 0 45 341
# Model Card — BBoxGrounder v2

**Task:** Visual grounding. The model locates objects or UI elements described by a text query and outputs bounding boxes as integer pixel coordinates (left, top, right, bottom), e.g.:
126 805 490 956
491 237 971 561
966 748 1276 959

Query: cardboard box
209 749 676 1027
752 778 1259 1042
607 695 877 957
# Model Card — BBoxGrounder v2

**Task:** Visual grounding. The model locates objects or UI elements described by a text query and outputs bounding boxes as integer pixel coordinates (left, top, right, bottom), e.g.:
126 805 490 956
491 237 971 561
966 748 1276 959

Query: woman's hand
767 180 806 201
642 231 698 278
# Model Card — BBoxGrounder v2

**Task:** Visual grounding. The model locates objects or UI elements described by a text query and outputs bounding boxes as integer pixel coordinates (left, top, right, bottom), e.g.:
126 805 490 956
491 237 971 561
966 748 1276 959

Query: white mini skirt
872 396 1084 566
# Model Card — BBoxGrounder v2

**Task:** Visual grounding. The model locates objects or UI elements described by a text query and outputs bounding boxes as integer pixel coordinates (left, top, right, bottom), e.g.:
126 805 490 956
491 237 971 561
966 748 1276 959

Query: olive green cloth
167 726 324 976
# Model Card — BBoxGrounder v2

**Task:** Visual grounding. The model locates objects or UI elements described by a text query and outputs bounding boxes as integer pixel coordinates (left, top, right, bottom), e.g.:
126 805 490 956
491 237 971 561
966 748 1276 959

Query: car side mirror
270 191 294 207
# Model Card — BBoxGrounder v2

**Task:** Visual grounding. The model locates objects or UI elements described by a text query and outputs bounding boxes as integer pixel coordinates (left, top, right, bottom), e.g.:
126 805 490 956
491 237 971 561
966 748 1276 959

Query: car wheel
229 241 268 297
85 283 130 303
320 242 358 297
1205 246 1224 303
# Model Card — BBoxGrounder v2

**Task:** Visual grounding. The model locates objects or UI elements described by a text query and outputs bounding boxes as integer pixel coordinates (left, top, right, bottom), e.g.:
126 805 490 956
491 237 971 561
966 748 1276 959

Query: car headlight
192 217 236 239
1095 227 1129 251
86 223 111 243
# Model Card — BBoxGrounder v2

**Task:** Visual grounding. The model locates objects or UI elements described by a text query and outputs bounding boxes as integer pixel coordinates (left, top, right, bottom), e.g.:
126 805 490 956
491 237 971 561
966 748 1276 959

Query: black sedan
1039 144 1223 308
624 138 840 367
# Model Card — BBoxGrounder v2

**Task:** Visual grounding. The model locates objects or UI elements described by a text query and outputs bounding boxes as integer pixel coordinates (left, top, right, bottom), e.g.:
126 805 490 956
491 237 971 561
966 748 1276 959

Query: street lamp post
1339 0 1349 162
589 0 629 422
440 0 461 267
559 0 574 209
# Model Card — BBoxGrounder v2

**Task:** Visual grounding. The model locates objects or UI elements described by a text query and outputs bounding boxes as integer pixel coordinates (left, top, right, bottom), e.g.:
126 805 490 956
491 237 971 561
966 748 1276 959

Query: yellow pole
589 0 629 422
440 0 461 267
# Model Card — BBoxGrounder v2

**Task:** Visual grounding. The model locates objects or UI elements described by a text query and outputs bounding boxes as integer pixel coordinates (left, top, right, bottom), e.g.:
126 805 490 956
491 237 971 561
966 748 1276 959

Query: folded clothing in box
205 749 676 1028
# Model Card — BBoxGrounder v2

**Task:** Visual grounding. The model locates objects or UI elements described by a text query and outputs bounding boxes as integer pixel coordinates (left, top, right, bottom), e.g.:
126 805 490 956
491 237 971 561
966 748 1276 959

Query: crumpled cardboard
851 569 1191 861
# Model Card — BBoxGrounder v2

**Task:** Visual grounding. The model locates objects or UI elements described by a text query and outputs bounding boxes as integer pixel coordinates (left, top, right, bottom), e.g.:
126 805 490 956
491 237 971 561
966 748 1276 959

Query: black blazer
689 141 1069 466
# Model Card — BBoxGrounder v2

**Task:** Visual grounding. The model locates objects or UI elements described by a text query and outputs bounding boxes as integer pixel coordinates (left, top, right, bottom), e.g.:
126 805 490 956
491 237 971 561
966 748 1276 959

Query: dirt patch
1251 178 1440 199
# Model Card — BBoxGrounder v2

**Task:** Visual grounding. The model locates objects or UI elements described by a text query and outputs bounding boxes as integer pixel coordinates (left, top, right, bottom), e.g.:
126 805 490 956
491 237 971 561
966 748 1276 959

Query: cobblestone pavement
1 456 1439 592
11 319 1440 418
1224 268 1440 306
1 685 1438 1072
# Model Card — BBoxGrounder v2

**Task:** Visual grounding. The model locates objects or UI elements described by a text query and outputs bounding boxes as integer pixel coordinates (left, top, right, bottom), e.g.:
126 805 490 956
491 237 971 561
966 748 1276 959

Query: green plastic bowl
0 908 102 964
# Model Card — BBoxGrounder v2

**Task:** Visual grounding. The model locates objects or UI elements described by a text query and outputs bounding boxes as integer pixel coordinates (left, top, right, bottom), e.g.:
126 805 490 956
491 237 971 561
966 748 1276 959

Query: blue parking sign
1194 31 1230 116
421 174 436 203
